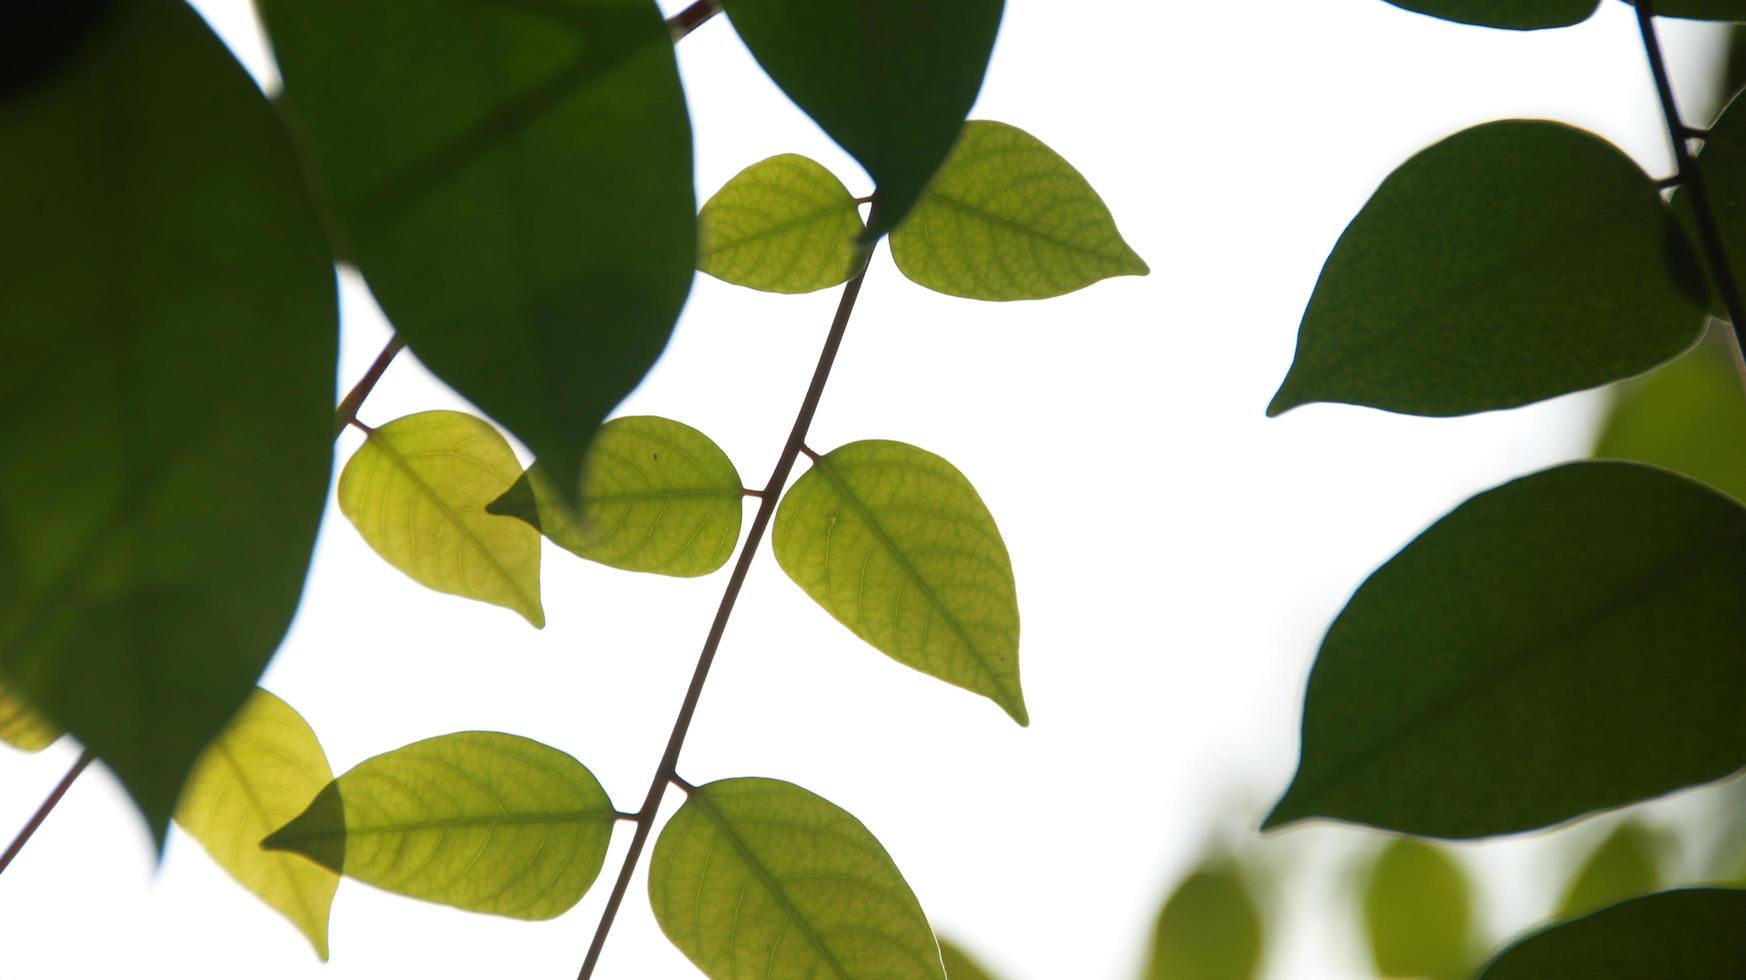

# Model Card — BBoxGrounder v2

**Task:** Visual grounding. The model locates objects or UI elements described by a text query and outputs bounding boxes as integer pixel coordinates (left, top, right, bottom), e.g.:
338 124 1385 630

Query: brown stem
332 335 407 437
667 0 720 42
0 750 94 877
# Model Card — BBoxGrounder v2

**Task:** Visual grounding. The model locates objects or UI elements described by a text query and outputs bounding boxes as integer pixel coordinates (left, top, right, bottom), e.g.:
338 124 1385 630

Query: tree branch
667 0 720 42
333 335 407 437
0 750 93 877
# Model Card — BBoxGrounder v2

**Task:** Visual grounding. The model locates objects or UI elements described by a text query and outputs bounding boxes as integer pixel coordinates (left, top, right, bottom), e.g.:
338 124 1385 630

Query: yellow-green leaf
699 154 866 294
773 440 1025 724
1361 839 1475 980
263 732 616 920
489 416 744 578
1144 861 1264 980
0 683 59 753
889 120 1147 301
339 411 543 626
175 689 337 960
1557 821 1667 920
649 777 944 980
940 939 1002 980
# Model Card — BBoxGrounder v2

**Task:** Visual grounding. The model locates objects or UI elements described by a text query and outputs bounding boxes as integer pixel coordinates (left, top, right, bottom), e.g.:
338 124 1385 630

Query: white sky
0 2 1736 978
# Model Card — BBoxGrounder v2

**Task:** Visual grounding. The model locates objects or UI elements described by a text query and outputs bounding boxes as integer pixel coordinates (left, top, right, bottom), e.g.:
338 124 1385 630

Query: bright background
0 1 1736 977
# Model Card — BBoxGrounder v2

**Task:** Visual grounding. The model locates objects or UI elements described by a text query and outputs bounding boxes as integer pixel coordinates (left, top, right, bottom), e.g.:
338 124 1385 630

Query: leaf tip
1001 694 1030 727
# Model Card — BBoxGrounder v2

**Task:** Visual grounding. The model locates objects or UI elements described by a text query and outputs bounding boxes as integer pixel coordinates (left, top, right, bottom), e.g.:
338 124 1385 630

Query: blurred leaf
1593 327 1746 502
0 0 336 841
1144 862 1263 980
1627 1 1746 21
1478 889 1746 979
1383 0 1599 28
940 939 1002 980
1557 821 1667 920
491 416 743 577
890 121 1148 301
698 154 865 293
0 0 114 94
1362 839 1474 980
264 732 615 920
648 777 944 980
0 684 59 753
339 411 544 626
175 689 338 960
1266 462 1746 838
1270 121 1707 418
1689 84 1746 323
720 0 1001 236
773 441 1026 724
257 0 695 503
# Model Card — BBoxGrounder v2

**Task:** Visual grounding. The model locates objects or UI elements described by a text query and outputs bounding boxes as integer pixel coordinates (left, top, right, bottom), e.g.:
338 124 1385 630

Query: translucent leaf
1557 821 1667 920
0 0 336 841
1381 0 1600 28
1593 326 1746 502
0 683 59 753
175 689 338 960
1478 889 1746 979
698 154 865 294
1266 462 1746 838
1361 839 1474 980
772 441 1026 724
939 939 1001 980
339 411 544 626
720 0 1001 235
257 0 695 503
1144 862 1263 980
648 777 944 980
263 732 616 920
489 416 744 578
890 121 1148 301
1270 121 1707 418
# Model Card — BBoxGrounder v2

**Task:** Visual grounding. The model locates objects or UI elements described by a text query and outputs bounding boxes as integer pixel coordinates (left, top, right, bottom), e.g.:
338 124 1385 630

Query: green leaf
1689 87 1746 312
0 683 59 753
1625 1 1746 21
648 777 944 980
1266 461 1746 838
1382 0 1600 29
263 732 616 920
175 689 338 960
1144 862 1263 980
1557 821 1667 920
939 939 1002 980
889 121 1148 301
0 0 336 841
772 441 1026 724
1477 889 1746 979
0 2 115 95
1593 326 1746 502
720 0 1002 236
257 0 695 502
698 154 866 294
339 411 544 626
489 416 744 577
1270 121 1707 418
1361 839 1474 980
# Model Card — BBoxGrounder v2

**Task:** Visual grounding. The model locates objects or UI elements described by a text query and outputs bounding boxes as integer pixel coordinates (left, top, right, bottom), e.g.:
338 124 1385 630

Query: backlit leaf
649 777 944 980
489 416 743 577
720 0 1002 235
1478 889 1746 979
1361 839 1474 980
0 0 336 840
699 154 865 294
1382 0 1599 28
258 0 695 502
773 441 1025 724
1557 821 1667 920
939 939 1001 980
890 121 1148 301
1270 121 1707 417
1266 462 1746 838
1144 861 1263 980
0 684 58 753
263 732 616 920
339 411 544 626
175 689 338 960
1593 326 1746 502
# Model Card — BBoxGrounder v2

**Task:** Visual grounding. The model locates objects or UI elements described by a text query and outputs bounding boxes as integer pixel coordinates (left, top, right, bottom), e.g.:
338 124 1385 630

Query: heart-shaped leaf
699 154 866 294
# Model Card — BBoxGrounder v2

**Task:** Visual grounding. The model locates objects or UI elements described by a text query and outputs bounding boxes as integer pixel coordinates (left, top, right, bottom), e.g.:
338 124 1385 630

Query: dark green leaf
648 777 944 980
1144 862 1263 980
1383 0 1600 29
1689 88 1746 314
698 154 866 294
0 0 336 841
490 416 744 577
1266 462 1746 838
1361 839 1474 980
1478 889 1746 979
0 0 114 94
720 0 1002 236
773 441 1026 724
1270 121 1707 417
889 121 1148 301
939 939 1001 980
1593 326 1746 502
263 732 616 920
0 683 59 754
258 0 695 501
1557 821 1667 920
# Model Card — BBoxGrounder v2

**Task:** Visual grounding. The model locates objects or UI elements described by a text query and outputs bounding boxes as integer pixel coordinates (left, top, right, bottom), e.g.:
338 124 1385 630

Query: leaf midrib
927 188 1133 264
273 808 616 846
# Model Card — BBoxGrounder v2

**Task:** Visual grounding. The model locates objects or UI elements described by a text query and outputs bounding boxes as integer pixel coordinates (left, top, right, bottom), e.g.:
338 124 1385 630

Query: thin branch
576 246 876 980
667 0 720 42
0 750 93 877
333 335 407 437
